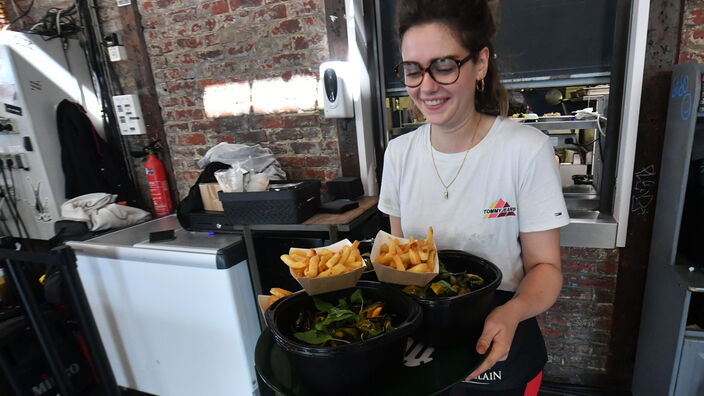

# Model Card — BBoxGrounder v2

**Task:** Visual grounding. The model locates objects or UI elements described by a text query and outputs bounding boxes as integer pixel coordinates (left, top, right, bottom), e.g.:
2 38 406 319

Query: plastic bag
198 143 286 180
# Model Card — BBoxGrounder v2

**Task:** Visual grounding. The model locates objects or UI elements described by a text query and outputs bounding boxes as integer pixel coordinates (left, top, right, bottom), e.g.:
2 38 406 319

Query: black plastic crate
218 179 321 224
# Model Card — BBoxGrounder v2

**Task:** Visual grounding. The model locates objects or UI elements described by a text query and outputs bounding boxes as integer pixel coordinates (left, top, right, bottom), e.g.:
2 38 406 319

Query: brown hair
396 0 508 117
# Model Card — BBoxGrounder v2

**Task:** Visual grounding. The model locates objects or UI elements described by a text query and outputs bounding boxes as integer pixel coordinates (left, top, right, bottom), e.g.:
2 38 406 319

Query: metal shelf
521 119 600 131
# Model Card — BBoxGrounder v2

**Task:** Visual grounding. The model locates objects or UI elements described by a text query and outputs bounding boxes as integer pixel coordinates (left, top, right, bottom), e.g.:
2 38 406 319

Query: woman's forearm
504 261 563 322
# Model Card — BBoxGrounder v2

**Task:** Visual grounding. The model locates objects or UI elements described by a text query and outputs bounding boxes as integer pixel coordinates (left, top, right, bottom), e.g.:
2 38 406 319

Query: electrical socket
108 45 127 62
0 118 18 134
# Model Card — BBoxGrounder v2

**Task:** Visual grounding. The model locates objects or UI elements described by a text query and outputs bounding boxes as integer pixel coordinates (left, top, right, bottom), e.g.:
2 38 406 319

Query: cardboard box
257 290 303 321
370 230 439 287
199 183 224 212
289 239 365 296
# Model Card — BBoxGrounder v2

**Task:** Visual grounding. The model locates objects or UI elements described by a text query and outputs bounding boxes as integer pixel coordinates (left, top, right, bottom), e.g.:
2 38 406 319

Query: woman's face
401 22 488 130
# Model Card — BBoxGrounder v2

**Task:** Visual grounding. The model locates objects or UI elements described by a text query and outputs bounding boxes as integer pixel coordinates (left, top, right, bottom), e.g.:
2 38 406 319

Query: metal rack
0 243 120 396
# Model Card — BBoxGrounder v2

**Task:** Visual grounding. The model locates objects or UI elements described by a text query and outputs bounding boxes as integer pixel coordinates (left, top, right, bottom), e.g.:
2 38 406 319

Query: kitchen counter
561 210 617 249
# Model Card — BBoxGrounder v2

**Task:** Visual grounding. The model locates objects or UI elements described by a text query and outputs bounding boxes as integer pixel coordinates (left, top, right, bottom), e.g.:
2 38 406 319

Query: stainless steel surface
67 215 244 269
522 119 600 131
501 73 611 90
560 211 617 248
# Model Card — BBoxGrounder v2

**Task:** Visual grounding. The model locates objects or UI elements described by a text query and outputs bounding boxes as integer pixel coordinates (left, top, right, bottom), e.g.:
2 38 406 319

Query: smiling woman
378 1 569 395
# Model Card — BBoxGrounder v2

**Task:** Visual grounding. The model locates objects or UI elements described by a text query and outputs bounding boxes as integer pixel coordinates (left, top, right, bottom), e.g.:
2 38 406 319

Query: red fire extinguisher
143 141 173 217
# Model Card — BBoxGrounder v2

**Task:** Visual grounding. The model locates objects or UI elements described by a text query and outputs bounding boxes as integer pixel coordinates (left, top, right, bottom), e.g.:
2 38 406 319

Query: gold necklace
429 114 481 199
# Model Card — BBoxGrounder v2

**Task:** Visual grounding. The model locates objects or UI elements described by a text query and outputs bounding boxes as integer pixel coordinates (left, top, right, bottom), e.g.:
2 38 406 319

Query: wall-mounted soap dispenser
319 61 354 118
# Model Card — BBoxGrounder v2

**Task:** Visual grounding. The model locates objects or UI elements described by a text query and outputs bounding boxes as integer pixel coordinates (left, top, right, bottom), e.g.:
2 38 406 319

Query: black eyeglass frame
393 54 473 88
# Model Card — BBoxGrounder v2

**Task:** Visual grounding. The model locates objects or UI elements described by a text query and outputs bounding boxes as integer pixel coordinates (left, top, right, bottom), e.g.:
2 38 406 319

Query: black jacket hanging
55 99 135 203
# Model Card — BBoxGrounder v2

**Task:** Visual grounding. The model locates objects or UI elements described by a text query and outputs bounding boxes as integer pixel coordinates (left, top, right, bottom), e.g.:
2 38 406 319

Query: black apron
444 290 547 395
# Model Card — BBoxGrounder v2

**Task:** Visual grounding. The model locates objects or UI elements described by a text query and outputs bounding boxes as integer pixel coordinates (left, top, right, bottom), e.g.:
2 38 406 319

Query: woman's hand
466 228 563 381
465 302 522 381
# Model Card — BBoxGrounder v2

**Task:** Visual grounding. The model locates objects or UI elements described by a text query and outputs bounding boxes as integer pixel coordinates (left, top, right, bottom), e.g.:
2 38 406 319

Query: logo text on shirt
483 198 516 218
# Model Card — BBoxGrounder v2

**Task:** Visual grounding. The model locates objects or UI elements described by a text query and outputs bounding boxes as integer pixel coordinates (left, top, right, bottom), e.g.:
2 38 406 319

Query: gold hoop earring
476 78 485 93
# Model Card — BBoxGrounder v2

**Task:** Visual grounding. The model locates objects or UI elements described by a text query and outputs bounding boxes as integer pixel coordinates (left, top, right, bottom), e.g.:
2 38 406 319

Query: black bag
176 162 231 229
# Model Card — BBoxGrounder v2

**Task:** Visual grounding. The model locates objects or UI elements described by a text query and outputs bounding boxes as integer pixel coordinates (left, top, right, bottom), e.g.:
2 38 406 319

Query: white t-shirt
379 117 569 291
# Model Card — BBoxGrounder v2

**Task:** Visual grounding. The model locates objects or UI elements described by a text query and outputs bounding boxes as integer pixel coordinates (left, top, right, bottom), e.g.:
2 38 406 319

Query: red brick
688 9 704 25
288 169 307 180
272 19 301 35
278 156 306 168
305 169 326 179
236 130 267 143
545 313 568 326
268 130 299 141
251 115 284 129
282 114 319 128
208 0 229 15
253 3 286 21
164 122 190 134
596 260 618 275
293 35 316 50
172 109 204 121
562 260 595 273
182 96 198 107
190 120 219 132
178 133 207 145
169 7 197 23
306 156 331 167
540 326 565 338
176 38 203 49
159 96 180 108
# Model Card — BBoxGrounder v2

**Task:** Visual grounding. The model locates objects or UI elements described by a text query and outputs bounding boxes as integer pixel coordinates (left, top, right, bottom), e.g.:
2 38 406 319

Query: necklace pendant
443 189 448 199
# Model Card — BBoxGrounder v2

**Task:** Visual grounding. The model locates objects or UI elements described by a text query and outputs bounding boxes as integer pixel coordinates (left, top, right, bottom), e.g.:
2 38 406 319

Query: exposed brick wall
136 0 341 198
679 0 704 63
541 247 620 385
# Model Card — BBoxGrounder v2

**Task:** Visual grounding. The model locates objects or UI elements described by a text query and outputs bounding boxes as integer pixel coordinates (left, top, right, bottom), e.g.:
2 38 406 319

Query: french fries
267 287 293 306
375 227 436 273
280 240 364 279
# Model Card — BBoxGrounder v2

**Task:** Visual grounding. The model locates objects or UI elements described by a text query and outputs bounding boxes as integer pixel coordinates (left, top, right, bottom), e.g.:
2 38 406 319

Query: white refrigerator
67 215 261 396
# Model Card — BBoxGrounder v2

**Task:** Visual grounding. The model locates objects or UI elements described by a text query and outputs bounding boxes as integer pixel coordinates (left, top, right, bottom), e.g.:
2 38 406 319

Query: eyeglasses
394 55 473 88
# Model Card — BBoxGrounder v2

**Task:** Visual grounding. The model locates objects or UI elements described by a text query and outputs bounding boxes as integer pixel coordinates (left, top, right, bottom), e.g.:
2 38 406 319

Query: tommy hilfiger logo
484 198 516 218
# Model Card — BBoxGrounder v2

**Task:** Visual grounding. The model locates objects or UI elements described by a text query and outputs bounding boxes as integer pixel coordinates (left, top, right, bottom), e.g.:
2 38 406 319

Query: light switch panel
113 94 147 135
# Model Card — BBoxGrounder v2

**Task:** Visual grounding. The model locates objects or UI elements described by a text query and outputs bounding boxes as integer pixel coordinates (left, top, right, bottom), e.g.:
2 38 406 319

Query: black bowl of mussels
265 280 422 396
400 250 502 347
